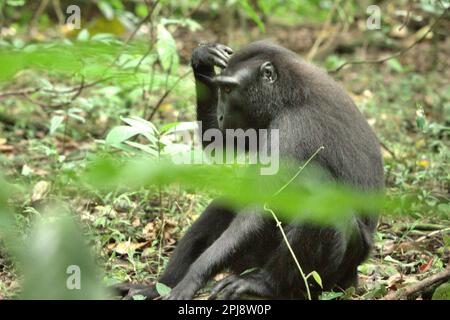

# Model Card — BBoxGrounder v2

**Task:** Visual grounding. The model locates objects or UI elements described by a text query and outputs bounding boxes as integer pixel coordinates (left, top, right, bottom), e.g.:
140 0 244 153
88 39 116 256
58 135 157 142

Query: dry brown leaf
0 144 14 152
397 242 417 252
377 239 395 255
109 240 149 255
387 274 404 289
164 218 177 227
389 24 409 39
31 180 51 202
164 230 172 241
132 217 141 227
142 247 156 258
143 222 156 234
418 258 434 273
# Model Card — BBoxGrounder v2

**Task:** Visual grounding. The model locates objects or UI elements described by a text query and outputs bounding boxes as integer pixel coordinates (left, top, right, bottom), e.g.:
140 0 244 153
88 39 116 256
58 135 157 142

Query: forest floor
0 17 449 300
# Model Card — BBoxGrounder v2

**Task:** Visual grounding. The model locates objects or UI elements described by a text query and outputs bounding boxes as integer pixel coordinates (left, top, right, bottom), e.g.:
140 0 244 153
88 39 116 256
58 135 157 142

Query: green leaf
325 55 346 70
320 291 344 300
160 121 197 135
6 0 25 6
156 24 179 72
387 58 404 73
105 126 142 145
91 33 116 42
310 271 323 288
125 141 159 157
20 209 107 299
160 18 202 32
122 116 157 134
416 104 426 132
77 29 90 41
50 115 64 135
240 267 259 276
122 116 158 143
342 286 355 299
239 0 265 33
68 113 86 123
135 3 149 18
156 282 172 296
98 1 115 20
432 282 450 300
131 294 146 300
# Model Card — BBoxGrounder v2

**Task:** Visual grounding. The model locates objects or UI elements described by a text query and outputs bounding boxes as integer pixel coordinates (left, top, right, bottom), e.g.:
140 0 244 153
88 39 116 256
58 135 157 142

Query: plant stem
264 145 325 300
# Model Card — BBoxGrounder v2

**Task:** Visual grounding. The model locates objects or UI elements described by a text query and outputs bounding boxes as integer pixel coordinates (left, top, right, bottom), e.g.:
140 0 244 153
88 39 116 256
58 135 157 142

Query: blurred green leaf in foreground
0 180 107 299
19 207 108 299
83 155 389 226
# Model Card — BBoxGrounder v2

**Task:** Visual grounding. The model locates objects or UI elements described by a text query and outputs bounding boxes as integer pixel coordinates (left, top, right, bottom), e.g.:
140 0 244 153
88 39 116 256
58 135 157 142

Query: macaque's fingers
109 282 148 296
217 44 234 55
212 56 227 69
208 47 229 62
111 283 159 300
209 275 238 300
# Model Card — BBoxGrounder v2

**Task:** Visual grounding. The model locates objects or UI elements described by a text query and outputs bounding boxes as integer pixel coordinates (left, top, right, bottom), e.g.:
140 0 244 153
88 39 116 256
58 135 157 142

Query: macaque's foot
163 279 198 300
209 273 273 300
110 282 159 300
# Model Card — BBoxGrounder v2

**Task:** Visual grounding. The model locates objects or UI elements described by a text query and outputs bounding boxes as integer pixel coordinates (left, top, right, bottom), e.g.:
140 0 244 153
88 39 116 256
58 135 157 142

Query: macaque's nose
218 114 224 130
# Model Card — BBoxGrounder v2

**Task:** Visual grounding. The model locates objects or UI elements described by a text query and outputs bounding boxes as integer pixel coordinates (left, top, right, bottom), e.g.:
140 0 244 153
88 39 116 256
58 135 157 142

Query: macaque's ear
260 61 277 83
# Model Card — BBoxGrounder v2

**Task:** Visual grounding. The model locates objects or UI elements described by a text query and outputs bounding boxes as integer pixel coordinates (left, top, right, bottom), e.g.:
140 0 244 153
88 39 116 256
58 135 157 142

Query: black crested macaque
115 41 384 300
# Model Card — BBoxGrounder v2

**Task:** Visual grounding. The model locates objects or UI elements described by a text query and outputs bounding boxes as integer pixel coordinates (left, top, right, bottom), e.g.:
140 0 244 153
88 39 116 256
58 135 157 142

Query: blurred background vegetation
0 0 449 300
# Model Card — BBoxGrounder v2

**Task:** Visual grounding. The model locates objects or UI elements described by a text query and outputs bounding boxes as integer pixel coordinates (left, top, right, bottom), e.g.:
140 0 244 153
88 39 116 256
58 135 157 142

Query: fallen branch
329 6 449 73
0 87 41 98
415 227 450 242
381 267 450 300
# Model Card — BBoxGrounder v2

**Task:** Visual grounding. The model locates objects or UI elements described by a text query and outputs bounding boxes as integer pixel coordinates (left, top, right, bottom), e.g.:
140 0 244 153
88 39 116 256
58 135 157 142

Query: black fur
115 41 384 300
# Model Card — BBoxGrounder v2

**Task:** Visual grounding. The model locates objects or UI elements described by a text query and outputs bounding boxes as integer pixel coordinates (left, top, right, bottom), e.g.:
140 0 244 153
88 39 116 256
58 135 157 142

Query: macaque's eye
223 86 232 94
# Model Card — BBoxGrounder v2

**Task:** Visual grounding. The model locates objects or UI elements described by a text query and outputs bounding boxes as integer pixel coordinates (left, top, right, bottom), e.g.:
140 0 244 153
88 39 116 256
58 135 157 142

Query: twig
0 77 112 110
0 88 41 98
0 77 111 97
111 0 160 67
143 61 157 119
264 146 325 300
381 267 450 300
124 0 160 46
307 0 342 61
187 0 207 17
24 75 85 109
0 2 5 41
272 146 325 197
133 45 154 73
379 140 397 159
52 0 65 25
415 227 450 242
398 4 412 31
29 0 49 33
147 70 192 120
329 7 449 73
61 76 84 155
